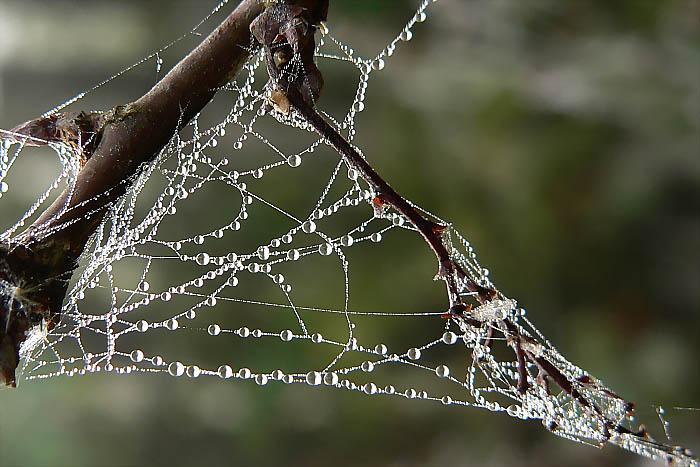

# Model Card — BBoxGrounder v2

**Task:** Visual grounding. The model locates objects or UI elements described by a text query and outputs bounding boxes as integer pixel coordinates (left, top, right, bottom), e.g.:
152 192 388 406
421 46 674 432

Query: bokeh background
0 1 698 466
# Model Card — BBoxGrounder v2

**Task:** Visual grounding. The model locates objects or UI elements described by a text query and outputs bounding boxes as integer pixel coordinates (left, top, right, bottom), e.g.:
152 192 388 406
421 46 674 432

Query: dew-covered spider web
0 1 697 465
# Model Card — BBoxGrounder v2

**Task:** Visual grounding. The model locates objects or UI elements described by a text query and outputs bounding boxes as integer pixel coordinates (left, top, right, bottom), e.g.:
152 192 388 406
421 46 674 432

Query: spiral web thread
0 1 696 465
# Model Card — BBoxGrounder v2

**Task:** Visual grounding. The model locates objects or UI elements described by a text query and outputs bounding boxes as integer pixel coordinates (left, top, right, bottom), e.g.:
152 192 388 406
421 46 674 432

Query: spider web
0 1 696 465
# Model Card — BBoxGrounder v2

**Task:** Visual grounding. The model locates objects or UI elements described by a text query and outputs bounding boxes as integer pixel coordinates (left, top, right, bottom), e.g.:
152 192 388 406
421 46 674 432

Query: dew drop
218 365 234 379
208 324 221 336
280 330 293 341
371 58 385 71
195 253 210 266
130 350 144 363
257 246 270 260
506 404 520 417
323 372 339 386
435 365 450 378
306 371 322 386
255 374 268 386
168 361 185 377
442 331 458 345
186 365 201 378
302 220 317 233
407 347 421 360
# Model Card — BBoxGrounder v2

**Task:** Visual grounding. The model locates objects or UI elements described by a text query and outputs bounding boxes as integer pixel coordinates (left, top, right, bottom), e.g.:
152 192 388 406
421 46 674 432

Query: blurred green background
0 1 698 466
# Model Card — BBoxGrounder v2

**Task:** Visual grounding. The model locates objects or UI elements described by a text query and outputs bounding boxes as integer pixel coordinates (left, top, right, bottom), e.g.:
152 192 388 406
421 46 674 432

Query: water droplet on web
130 350 144 363
0 181 8 193
400 29 413 41
407 348 421 360
238 367 251 379
302 220 316 233
374 343 388 355
442 331 458 345
280 330 293 341
166 318 179 331
136 320 149 332
287 249 300 261
361 361 375 372
139 281 150 292
168 362 185 377
257 246 270 260
319 243 333 256
370 232 382 243
340 235 354 247
218 365 233 379
506 404 520 417
416 11 427 22
288 155 301 167
323 372 339 385
186 365 201 378
306 371 322 386
435 365 450 378
195 253 210 265
255 374 268 386
311 333 323 343
347 168 359 180
352 101 365 113
208 324 221 336
371 58 385 71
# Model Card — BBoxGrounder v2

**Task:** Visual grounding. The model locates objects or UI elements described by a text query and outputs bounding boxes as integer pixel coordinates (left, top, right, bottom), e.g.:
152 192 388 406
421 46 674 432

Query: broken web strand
0 1 696 466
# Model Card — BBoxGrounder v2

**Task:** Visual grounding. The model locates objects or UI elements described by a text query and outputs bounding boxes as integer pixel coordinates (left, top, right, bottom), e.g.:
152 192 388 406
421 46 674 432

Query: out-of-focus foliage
0 1 697 466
